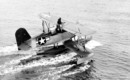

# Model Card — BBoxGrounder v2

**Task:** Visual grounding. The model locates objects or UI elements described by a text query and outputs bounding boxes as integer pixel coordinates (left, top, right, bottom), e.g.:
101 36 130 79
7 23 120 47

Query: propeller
77 28 83 39
78 27 92 40
78 28 82 34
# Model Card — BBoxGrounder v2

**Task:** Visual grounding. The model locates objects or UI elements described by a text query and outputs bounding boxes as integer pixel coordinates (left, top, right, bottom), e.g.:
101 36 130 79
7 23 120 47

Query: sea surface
0 0 130 80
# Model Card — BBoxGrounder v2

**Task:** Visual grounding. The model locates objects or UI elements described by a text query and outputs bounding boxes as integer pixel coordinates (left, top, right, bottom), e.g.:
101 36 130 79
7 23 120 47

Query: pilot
56 18 63 33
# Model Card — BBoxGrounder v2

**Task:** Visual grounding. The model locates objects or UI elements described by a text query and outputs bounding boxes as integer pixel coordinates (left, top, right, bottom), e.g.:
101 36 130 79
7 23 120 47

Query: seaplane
15 13 100 65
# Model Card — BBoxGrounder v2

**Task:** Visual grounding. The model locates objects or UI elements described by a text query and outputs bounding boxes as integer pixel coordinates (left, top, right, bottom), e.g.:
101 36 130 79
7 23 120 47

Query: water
0 42 101 80
0 0 130 80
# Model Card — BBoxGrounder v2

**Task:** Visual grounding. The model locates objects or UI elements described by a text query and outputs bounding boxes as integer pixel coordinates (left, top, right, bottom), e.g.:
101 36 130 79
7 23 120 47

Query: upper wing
39 13 59 25
63 22 96 37
39 13 96 36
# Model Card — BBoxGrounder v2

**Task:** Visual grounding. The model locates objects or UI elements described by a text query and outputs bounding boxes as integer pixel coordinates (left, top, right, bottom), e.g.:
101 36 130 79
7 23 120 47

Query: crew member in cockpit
56 18 63 33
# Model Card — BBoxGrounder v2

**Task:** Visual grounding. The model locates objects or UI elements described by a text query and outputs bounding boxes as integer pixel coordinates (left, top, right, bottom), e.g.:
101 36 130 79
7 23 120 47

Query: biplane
15 13 97 65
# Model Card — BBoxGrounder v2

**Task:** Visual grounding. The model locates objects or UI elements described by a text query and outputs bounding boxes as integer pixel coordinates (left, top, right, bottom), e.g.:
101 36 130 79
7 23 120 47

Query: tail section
15 28 31 50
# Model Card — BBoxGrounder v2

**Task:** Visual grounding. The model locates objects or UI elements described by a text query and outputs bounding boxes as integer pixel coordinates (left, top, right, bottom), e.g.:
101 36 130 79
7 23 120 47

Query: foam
0 40 102 75
85 40 102 50
0 52 77 75
0 44 18 56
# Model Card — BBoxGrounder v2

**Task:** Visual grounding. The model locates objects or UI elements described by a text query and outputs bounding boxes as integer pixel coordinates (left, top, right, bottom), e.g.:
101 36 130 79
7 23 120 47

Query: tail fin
15 28 31 50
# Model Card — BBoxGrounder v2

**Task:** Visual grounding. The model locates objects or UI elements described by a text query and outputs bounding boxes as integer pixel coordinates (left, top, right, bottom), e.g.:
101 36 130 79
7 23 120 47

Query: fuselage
18 30 75 50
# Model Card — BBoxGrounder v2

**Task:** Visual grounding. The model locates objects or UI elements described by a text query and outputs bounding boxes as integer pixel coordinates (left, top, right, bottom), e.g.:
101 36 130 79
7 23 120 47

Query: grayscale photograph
0 0 130 80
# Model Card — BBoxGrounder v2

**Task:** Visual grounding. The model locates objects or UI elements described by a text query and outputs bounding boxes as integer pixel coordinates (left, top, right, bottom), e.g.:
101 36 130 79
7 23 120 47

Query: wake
0 44 18 56
0 52 77 75
0 40 102 79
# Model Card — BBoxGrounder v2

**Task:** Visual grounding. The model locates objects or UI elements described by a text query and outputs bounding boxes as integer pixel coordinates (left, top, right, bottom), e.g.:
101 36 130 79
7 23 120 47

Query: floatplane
15 13 99 65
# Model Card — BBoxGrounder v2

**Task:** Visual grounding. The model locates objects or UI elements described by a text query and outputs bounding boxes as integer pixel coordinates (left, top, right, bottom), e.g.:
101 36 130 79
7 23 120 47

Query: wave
0 44 18 56
0 40 102 77
85 40 103 50
0 52 77 75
